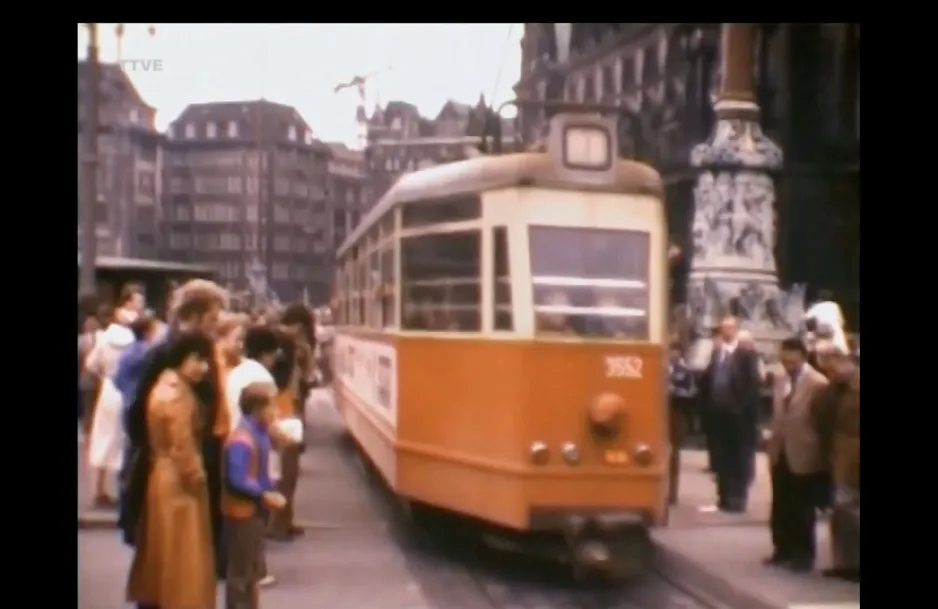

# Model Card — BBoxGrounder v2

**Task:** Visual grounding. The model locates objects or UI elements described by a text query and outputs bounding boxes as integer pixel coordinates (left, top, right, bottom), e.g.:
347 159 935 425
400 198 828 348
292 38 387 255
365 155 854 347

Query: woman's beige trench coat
127 369 216 609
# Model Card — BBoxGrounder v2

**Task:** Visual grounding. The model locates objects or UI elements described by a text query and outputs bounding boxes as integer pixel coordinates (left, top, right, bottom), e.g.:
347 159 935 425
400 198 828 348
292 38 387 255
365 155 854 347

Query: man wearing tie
764 337 830 572
701 316 762 513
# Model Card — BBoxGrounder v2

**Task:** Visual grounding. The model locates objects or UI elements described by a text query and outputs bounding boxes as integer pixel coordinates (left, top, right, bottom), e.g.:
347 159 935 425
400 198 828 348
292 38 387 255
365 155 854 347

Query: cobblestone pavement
79 389 713 609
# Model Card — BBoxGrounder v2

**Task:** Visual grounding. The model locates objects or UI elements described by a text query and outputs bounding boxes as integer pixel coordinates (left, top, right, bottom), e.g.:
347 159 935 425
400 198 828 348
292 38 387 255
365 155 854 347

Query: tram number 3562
604 355 643 379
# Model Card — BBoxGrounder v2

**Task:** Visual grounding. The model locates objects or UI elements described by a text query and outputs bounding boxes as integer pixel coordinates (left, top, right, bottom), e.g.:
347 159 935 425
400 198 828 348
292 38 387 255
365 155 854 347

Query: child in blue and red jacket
223 382 286 609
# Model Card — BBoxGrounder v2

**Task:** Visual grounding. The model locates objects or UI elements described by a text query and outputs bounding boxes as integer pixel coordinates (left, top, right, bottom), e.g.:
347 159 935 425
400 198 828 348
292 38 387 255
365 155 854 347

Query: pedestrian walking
668 342 696 504
804 290 849 355
223 383 288 609
816 347 860 583
85 307 136 508
763 338 830 572
698 316 762 513
126 331 217 609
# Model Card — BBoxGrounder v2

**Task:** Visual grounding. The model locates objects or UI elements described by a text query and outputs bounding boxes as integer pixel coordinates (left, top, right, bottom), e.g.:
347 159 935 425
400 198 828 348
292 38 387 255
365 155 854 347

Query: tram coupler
563 512 650 581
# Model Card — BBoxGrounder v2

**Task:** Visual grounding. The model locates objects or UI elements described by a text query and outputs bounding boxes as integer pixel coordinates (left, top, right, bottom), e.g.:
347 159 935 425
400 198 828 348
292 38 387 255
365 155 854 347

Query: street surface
79 389 707 609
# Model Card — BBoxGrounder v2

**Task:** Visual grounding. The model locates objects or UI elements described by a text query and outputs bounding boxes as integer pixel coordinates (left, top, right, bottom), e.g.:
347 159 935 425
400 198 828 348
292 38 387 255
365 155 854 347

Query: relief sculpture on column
691 170 776 274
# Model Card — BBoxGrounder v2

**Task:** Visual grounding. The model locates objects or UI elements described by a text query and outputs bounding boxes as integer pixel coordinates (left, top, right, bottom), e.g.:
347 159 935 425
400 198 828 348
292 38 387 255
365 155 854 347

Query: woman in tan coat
127 332 217 609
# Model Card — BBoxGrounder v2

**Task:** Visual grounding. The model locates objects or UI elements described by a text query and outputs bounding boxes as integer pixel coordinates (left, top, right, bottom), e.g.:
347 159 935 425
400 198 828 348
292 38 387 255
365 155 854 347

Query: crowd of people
668 312 861 584
78 280 327 609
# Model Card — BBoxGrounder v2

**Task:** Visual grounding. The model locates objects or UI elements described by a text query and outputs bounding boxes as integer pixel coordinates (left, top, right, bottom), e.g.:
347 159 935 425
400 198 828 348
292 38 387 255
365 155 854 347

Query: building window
621 53 636 90
288 125 297 141
273 262 289 280
128 108 139 124
400 230 480 332
95 201 108 223
642 44 658 84
184 123 195 139
206 122 217 139
274 235 291 252
169 231 190 249
167 125 175 140
137 171 155 196
584 75 596 102
194 203 210 222
493 226 513 331
602 64 615 101
221 233 241 250
228 121 239 138
379 247 395 328
227 176 242 194
246 205 258 222
304 130 314 145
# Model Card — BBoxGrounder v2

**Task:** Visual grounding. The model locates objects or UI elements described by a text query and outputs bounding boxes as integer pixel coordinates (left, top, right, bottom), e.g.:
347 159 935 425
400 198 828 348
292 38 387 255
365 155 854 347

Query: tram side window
401 231 481 332
369 249 380 328
380 248 395 327
493 227 513 331
334 267 345 325
350 253 361 326
342 263 352 326
357 258 367 326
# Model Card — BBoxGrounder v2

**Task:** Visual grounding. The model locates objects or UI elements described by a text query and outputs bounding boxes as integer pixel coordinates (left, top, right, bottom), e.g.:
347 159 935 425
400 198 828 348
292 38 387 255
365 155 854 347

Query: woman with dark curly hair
126 331 217 609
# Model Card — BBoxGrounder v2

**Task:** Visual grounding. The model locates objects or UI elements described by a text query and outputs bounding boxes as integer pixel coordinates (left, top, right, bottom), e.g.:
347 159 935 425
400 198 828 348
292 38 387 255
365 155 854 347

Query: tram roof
77 254 215 275
338 152 663 258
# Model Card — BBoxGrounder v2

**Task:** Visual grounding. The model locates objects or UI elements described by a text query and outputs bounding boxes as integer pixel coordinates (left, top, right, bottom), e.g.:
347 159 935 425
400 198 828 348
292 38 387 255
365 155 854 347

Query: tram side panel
334 331 400 488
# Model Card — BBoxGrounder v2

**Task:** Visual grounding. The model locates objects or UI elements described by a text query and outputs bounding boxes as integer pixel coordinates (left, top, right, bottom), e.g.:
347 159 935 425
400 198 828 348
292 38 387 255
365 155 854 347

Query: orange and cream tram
333 111 670 579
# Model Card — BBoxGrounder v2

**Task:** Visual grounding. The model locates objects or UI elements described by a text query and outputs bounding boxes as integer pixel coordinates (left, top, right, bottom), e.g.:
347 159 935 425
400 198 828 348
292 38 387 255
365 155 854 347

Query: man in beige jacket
763 337 830 572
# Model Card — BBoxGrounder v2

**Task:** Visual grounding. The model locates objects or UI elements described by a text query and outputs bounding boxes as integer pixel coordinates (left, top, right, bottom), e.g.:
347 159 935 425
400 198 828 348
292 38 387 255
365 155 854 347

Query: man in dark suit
764 338 830 572
701 316 762 513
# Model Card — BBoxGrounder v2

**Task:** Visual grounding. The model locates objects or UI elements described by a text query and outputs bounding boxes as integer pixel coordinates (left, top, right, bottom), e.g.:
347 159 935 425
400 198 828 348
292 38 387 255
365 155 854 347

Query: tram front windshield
529 226 650 340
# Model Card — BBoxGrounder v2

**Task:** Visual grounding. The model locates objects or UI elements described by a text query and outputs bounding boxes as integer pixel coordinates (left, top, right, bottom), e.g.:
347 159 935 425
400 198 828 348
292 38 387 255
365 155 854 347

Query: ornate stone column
686 24 801 356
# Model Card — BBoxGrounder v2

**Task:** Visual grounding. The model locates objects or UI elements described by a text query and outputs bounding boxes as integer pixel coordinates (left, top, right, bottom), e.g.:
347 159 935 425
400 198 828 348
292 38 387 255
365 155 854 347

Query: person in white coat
804 292 849 354
85 312 136 508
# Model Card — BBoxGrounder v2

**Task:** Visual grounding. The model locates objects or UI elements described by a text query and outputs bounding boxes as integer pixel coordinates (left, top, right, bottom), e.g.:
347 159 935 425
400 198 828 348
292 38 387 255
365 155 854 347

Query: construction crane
334 66 393 148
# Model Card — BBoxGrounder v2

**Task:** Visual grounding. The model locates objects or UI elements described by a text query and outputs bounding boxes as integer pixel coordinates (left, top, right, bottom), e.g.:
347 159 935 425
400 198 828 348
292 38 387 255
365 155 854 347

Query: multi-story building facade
514 24 860 324
78 61 163 259
161 100 332 304
324 143 370 255
365 98 518 202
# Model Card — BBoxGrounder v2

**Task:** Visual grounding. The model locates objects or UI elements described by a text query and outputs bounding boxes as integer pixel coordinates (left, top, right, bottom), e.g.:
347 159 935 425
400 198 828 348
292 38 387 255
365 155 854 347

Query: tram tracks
339 433 716 609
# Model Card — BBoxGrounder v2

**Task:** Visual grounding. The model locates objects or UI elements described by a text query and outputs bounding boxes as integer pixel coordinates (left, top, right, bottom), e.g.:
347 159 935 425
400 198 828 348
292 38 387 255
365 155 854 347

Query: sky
78 24 523 147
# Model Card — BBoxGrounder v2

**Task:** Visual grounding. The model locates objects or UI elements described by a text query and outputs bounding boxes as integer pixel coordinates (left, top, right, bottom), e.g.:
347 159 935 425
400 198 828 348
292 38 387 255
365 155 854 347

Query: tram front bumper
528 507 650 534
530 508 652 577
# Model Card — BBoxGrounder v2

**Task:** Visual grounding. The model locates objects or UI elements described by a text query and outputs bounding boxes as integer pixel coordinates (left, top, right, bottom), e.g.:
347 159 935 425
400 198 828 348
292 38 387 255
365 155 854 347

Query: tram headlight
588 392 625 440
530 441 550 465
563 125 612 171
633 443 654 467
561 442 581 466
